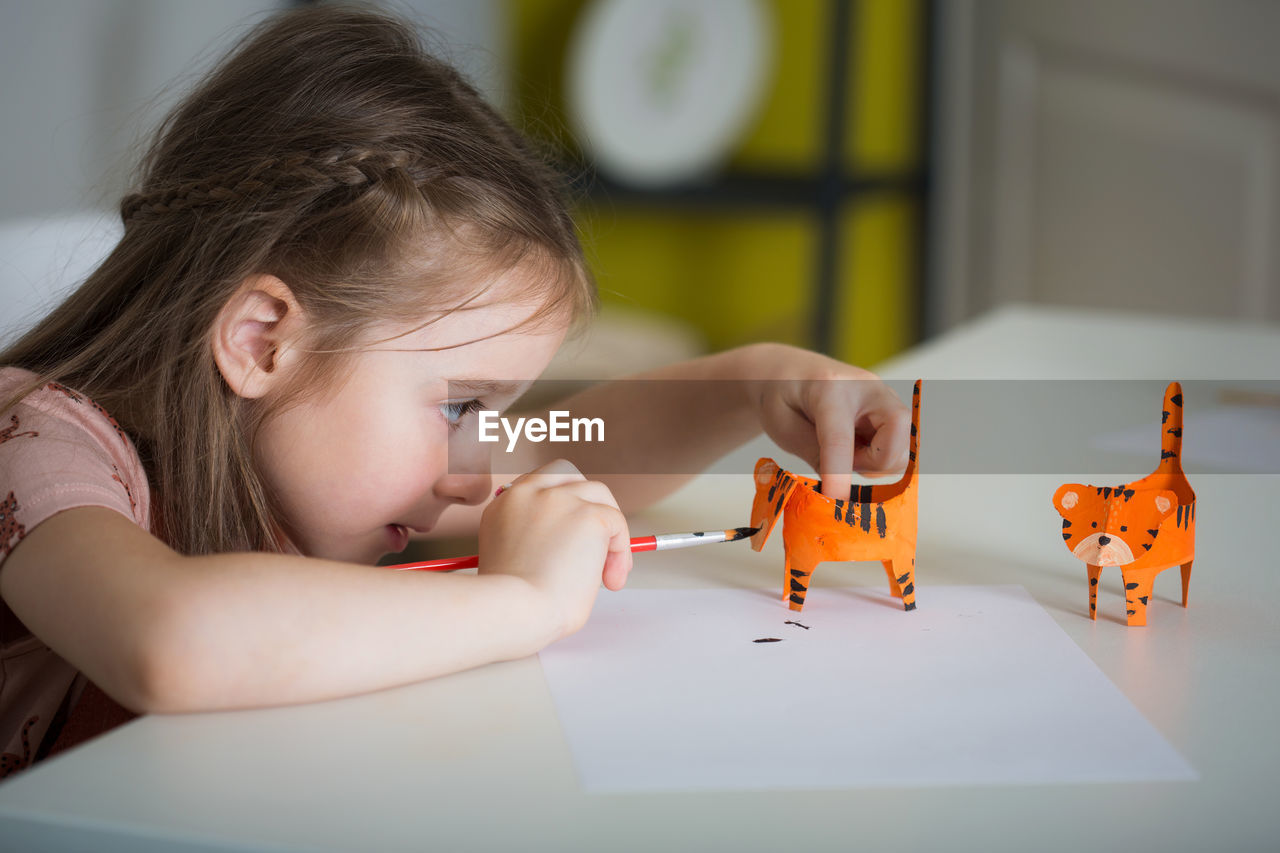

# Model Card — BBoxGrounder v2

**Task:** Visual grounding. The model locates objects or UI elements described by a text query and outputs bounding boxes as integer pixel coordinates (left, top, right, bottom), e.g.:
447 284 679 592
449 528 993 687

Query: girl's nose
433 472 493 506
438 428 493 505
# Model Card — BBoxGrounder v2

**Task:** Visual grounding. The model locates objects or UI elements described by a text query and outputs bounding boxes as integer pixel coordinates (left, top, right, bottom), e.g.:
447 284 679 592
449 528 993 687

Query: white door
931 0 1280 331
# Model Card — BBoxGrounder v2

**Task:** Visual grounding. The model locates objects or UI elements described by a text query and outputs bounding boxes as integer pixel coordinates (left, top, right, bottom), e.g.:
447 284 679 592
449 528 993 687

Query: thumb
602 548 632 591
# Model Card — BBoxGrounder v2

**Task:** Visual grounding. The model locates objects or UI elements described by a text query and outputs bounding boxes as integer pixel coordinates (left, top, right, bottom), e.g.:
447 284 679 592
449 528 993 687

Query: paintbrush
384 526 760 572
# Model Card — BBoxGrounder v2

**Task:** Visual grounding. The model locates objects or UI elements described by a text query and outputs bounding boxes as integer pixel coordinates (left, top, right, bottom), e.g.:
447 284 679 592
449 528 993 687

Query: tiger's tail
902 380 922 481
1156 381 1184 474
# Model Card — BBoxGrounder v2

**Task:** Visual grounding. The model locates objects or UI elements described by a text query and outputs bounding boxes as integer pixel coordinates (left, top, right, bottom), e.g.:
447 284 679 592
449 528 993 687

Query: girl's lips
386 524 409 552
386 522 434 552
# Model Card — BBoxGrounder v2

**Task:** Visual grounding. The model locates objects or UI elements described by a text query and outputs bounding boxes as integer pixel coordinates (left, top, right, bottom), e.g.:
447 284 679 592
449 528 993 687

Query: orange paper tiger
1052 381 1196 627
749 380 921 612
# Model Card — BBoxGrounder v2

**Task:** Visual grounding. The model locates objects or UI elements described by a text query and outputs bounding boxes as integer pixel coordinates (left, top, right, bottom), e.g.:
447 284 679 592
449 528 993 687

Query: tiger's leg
1180 561 1193 608
1087 564 1102 620
888 557 916 612
1122 569 1155 627
882 561 903 598
784 550 815 612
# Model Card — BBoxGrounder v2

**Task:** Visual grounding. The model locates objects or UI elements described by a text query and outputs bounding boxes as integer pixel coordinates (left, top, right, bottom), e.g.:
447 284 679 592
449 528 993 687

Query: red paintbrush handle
382 528 754 572
387 554 479 572
387 534 662 572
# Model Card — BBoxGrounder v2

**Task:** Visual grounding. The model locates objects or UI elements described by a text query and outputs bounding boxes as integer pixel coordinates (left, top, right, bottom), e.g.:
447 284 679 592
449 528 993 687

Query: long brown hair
0 4 594 555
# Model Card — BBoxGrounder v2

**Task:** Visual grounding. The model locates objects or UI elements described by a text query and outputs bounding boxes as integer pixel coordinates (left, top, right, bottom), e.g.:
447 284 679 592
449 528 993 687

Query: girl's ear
212 275 306 399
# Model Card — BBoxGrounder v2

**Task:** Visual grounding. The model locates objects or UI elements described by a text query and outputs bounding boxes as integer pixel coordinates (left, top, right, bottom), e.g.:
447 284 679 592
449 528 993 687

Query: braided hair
1 5 595 556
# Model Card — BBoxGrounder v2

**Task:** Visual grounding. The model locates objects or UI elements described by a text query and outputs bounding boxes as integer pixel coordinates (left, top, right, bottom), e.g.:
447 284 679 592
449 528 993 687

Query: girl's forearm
1 508 553 714
149 554 551 712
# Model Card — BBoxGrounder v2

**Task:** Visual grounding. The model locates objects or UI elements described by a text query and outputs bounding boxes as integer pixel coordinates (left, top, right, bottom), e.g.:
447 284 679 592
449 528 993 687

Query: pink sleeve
0 370 151 566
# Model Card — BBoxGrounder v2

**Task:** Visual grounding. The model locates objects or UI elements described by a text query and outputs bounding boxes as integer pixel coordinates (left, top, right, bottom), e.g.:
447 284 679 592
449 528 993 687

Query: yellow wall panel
731 0 825 172
833 197 916 367
582 209 816 351
848 0 921 172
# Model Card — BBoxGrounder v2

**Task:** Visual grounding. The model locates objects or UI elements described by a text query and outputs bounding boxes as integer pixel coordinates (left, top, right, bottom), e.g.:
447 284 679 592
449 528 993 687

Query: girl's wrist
720 342 791 412
472 569 563 657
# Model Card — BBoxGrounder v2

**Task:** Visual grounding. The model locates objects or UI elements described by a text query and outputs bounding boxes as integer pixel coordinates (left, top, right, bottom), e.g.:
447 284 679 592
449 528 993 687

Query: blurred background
2 0 1277 371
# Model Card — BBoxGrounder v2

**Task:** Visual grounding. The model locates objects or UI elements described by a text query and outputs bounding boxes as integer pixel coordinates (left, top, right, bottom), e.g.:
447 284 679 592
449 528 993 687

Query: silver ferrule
652 531 728 551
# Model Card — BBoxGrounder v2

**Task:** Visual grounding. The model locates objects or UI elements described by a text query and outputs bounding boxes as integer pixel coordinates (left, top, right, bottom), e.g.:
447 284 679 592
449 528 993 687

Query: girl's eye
440 398 484 428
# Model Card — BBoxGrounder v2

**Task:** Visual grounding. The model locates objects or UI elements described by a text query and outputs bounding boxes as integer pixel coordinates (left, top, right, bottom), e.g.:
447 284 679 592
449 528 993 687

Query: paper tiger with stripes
1052 381 1197 627
748 380 922 613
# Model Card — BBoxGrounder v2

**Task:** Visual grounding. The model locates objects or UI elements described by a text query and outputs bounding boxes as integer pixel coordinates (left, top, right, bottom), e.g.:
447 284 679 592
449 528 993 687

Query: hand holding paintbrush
385 478 757 571
385 525 759 572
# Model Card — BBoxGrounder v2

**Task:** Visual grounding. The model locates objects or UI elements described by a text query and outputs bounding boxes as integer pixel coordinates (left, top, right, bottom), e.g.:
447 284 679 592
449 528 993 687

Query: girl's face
254 271 569 563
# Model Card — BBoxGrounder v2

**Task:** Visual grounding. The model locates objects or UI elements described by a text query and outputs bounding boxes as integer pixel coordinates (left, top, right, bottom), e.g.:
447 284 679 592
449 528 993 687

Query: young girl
0 5 908 776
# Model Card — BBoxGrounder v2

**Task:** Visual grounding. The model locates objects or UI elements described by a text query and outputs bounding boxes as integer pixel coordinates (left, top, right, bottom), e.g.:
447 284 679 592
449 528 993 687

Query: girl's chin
298 533 398 566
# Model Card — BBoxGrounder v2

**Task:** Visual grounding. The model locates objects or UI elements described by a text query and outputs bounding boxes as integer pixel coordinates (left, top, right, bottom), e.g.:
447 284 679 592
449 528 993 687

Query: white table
2 305 1277 852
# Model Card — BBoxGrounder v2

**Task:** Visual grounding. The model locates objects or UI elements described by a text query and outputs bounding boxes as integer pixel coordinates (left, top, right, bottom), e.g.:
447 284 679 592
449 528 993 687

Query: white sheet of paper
538 585 1196 792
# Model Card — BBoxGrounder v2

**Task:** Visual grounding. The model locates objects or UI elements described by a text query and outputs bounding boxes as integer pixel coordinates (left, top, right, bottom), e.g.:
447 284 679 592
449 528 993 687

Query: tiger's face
1053 484 1176 566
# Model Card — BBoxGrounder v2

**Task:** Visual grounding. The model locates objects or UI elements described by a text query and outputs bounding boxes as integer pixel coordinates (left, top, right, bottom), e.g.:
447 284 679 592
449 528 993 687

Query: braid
120 148 417 225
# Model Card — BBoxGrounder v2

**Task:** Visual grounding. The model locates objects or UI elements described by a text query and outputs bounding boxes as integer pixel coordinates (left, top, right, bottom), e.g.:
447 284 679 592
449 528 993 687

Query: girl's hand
477 459 631 641
742 344 911 501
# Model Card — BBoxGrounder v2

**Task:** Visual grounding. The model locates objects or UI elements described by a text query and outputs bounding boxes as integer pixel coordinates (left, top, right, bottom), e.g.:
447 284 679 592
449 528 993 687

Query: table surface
1 304 1277 853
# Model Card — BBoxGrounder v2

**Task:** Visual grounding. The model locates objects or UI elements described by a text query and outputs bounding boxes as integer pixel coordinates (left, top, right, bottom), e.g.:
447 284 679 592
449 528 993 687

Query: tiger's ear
1053 484 1083 515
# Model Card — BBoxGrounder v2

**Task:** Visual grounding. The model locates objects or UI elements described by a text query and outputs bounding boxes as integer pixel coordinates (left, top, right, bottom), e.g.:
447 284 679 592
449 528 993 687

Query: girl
0 5 908 776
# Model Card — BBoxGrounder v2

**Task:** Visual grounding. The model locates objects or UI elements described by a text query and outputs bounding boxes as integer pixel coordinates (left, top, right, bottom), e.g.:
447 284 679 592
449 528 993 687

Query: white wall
0 0 506 221
0 0 506 344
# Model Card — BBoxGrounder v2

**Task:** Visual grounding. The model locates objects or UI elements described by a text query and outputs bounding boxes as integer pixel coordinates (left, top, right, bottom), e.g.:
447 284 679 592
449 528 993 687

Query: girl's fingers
853 403 910 476
815 417 855 500
601 549 631 591
766 402 822 470
814 385 910 492
547 478 634 581
505 458 585 492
